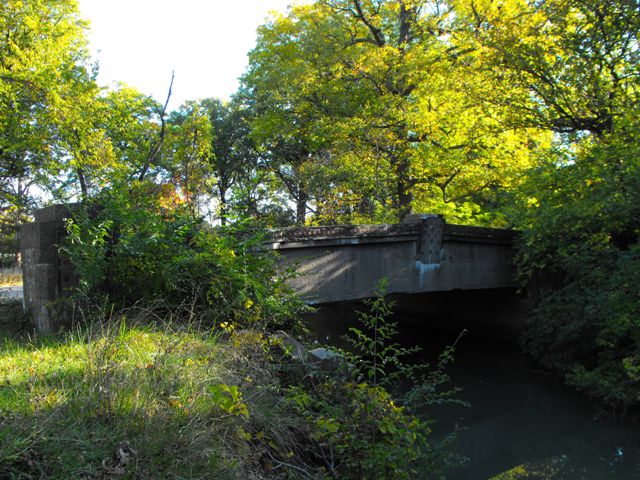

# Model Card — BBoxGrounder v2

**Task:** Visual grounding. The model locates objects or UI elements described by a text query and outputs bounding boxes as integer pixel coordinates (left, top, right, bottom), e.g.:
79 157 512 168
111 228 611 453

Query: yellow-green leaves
208 383 249 418
243 0 550 225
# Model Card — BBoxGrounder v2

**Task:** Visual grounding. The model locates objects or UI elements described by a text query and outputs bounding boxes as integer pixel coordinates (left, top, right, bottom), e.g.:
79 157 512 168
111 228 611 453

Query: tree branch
350 0 386 46
137 71 174 182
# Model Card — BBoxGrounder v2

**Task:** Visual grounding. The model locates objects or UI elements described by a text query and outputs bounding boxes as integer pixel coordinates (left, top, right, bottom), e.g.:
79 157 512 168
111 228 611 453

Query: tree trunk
296 185 308 226
77 167 88 200
394 156 412 222
218 182 228 226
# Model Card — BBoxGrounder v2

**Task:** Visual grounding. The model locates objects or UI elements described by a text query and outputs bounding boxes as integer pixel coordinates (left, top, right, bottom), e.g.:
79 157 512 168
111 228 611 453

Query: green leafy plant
61 183 305 331
514 132 640 418
277 280 465 479
287 380 438 479
345 279 466 408
209 383 249 418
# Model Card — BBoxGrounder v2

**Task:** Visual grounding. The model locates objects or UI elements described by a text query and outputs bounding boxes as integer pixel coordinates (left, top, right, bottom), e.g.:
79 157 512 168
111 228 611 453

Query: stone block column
19 205 74 332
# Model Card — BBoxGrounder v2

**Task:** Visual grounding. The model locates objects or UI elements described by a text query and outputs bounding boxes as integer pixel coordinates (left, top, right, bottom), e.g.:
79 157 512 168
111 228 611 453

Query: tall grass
0 299 455 479
0 310 301 479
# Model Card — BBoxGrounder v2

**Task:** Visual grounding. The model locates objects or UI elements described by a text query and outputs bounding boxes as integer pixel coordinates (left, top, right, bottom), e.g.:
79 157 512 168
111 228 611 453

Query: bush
62 182 305 331
286 380 437 479
522 245 640 418
513 134 640 417
276 283 464 479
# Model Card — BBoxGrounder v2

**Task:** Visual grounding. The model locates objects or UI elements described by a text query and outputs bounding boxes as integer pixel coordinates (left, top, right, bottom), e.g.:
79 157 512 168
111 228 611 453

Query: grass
0 300 453 479
0 312 304 479
0 266 21 287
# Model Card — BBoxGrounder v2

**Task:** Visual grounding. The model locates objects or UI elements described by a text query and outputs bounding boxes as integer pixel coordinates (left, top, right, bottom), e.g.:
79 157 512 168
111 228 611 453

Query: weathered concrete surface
19 205 76 332
269 215 518 304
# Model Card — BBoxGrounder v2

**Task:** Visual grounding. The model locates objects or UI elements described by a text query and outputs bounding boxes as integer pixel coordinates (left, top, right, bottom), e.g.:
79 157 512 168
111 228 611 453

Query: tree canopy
241 0 553 224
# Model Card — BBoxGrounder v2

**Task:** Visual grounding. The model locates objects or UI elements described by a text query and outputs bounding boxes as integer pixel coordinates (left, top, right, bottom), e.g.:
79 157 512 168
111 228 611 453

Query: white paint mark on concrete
415 261 440 288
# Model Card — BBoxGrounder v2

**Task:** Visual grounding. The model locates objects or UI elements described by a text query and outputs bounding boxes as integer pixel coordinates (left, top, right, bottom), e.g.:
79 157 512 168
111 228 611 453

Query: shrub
277 282 464 479
286 380 437 479
62 182 305 331
514 135 640 417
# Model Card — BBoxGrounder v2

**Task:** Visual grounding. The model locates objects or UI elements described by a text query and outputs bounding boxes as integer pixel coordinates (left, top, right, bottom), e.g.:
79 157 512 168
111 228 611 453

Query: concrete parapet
269 218 519 304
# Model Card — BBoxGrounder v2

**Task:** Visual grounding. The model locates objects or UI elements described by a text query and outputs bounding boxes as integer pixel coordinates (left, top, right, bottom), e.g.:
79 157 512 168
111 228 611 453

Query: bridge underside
305 287 530 342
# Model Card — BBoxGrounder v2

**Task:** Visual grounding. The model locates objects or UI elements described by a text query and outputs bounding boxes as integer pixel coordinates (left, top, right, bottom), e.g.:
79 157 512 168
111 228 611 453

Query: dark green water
416 328 640 480
308 302 640 480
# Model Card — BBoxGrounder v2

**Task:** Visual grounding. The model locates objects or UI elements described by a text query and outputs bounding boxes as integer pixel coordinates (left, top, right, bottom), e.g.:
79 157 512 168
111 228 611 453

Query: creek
307 296 640 480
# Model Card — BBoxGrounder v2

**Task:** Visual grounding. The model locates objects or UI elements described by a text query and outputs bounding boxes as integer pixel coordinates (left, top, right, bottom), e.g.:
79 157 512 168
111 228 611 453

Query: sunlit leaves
0 0 92 217
455 0 640 137
244 1 548 224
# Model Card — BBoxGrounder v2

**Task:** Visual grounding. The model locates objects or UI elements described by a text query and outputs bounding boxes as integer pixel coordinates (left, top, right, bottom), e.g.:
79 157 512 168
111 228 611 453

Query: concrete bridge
268 214 518 304
19 207 522 332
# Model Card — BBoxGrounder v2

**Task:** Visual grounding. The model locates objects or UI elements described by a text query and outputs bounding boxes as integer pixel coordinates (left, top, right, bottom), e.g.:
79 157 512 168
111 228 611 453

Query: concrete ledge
33 204 75 223
269 222 518 249
269 223 420 244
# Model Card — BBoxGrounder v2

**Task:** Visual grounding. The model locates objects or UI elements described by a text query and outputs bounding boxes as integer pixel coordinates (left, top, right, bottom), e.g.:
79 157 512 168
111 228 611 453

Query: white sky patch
78 0 302 110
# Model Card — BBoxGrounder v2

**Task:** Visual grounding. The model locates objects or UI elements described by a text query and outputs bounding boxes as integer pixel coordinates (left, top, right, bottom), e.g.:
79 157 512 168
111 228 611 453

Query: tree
243 1 547 224
164 98 266 224
242 10 340 225
0 0 92 216
454 0 640 139
475 0 640 411
202 98 259 225
166 101 212 216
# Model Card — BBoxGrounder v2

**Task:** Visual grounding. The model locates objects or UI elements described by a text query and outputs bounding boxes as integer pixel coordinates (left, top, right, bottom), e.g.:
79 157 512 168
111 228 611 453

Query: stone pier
19 205 77 332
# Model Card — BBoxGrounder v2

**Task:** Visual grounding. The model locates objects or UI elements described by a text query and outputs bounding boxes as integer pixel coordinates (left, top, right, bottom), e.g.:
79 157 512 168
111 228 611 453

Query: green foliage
208 383 249 418
278 280 463 479
514 132 640 416
242 0 548 224
521 245 640 417
455 0 640 138
478 0 640 417
346 279 404 388
62 184 305 330
0 302 462 479
346 280 466 407
0 0 93 219
287 380 440 479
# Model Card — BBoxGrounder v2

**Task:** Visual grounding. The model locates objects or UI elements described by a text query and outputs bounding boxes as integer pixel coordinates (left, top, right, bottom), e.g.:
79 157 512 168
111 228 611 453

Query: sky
77 0 302 111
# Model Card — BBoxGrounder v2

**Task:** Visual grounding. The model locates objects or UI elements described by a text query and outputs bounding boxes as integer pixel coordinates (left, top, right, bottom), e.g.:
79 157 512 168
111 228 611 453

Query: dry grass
0 266 21 287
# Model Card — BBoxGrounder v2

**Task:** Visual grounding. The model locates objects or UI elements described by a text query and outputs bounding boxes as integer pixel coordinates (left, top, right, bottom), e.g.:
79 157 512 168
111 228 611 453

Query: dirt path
0 285 23 301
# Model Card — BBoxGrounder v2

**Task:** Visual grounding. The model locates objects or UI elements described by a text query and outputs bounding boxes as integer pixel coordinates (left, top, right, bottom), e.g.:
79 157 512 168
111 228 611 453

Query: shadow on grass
1 397 239 479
